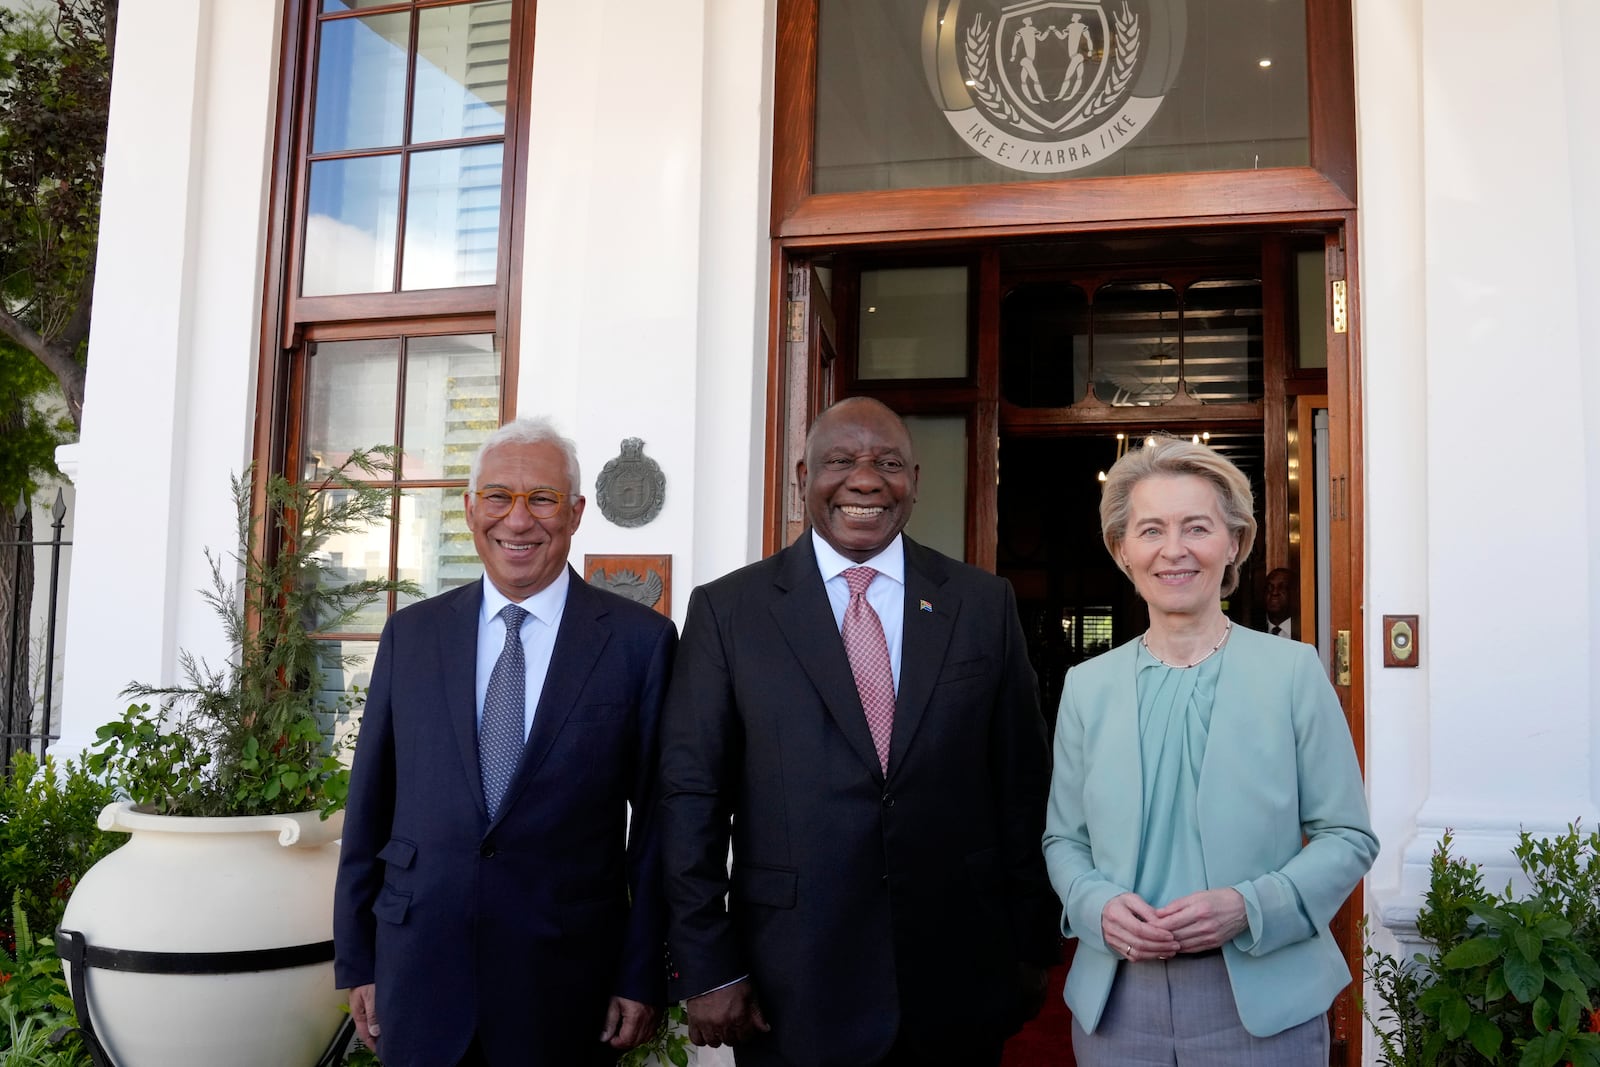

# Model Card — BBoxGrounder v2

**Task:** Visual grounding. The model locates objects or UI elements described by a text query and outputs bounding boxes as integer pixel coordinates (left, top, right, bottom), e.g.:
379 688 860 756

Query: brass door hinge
786 300 805 343
1335 629 1352 686
1331 280 1348 334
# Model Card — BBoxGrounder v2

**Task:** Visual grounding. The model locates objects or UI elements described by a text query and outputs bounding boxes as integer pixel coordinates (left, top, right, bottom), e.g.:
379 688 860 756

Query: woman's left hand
1153 888 1249 953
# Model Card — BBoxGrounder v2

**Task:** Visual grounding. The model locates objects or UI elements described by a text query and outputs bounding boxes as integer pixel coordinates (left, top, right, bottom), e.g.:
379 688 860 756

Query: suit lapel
889 539 954 780
769 537 885 781
444 580 489 821
494 567 610 823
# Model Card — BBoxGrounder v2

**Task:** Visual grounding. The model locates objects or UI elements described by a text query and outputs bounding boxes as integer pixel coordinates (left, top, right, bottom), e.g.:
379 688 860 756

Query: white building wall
1356 0 1600 984
55 0 281 758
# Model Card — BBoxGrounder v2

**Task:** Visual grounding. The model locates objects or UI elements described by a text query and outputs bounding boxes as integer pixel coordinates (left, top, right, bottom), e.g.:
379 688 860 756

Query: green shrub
1365 826 1600 1066
0 753 119 934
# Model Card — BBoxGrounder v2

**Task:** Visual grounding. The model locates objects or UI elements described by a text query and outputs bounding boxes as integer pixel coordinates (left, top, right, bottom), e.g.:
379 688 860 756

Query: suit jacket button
882 793 894 808
480 843 496 858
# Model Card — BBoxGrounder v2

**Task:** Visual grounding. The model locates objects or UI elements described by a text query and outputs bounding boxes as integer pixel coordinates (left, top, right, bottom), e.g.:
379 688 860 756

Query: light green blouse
1131 640 1225 909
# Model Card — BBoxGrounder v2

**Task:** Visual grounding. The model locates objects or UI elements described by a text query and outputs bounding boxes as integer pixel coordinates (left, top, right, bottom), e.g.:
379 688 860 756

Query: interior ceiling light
1258 58 1273 68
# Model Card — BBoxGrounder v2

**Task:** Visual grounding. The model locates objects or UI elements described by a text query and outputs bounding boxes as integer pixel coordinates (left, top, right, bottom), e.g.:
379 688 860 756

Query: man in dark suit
1264 566 1298 640
659 397 1058 1067
334 417 677 1067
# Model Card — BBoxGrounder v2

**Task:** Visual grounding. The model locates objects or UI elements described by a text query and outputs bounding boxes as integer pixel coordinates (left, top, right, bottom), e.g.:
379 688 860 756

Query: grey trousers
1071 952 1330 1067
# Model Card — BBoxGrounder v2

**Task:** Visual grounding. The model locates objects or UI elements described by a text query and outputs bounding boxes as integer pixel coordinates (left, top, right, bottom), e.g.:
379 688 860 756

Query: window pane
304 155 402 296
413 2 511 144
321 1 397 11
1092 282 1179 406
1184 279 1263 403
312 13 409 153
398 487 479 603
402 333 500 480
401 144 503 290
303 339 400 478
858 266 968 379
308 489 393 634
815 0 1309 193
1296 250 1327 369
903 415 966 559
1001 282 1089 407
314 641 378 760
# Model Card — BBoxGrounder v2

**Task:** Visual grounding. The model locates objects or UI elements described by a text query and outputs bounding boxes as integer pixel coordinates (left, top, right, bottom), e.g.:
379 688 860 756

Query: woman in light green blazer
1042 437 1377 1065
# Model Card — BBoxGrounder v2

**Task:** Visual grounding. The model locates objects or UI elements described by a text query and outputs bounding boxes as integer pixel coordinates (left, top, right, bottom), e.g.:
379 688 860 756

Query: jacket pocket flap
377 838 416 869
736 865 798 909
373 885 411 925
938 656 991 683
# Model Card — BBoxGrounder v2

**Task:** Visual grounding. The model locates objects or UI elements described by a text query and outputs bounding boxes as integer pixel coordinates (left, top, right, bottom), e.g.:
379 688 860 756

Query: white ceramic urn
59 802 346 1067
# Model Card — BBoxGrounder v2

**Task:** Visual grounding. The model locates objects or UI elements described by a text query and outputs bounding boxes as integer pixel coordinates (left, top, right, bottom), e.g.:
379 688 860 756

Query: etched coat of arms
924 0 1184 174
595 438 666 528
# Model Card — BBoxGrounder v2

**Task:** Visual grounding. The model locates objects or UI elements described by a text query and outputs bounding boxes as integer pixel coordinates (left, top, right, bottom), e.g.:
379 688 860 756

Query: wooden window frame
771 0 1357 242
253 0 536 485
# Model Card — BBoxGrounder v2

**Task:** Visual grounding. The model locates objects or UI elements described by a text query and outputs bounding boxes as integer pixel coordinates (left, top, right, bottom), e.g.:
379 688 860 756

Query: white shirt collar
811 529 906 587
480 566 570 627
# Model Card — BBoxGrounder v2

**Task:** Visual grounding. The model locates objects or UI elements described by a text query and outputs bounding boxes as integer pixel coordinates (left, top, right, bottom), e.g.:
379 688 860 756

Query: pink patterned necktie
842 566 895 773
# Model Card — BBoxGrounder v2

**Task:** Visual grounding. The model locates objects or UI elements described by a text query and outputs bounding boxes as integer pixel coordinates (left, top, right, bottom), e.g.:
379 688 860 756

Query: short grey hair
1099 435 1257 598
469 416 582 495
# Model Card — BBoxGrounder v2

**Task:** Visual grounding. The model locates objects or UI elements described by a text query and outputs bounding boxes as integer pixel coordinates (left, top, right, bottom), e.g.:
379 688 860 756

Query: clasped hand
1100 888 1248 961
685 979 771 1047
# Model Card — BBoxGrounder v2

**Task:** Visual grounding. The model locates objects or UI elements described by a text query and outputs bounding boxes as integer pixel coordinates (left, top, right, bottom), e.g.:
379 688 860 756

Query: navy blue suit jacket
334 570 677 1067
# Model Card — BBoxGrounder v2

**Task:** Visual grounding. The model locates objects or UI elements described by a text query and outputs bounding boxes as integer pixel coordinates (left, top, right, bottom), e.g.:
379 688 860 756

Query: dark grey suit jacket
659 535 1058 1067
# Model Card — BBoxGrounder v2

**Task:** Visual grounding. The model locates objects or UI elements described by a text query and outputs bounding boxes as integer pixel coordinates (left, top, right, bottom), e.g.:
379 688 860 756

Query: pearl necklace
1142 620 1233 669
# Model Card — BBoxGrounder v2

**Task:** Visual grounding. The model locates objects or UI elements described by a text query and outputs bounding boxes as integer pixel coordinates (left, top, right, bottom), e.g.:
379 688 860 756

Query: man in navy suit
334 416 677 1066
659 398 1058 1067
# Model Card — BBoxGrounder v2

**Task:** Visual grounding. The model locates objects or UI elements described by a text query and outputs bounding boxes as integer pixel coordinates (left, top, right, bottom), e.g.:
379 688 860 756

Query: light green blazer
1042 625 1378 1037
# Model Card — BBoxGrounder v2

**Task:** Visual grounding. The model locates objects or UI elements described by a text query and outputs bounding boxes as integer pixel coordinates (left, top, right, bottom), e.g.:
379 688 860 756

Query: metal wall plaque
584 554 671 617
595 438 665 528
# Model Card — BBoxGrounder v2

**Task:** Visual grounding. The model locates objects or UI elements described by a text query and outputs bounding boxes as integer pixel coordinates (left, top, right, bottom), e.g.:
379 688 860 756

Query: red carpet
1001 944 1077 1067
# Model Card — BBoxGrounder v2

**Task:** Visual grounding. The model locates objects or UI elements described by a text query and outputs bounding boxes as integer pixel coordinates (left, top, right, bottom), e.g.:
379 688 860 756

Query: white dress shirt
475 568 570 738
811 529 906 692
1267 617 1293 639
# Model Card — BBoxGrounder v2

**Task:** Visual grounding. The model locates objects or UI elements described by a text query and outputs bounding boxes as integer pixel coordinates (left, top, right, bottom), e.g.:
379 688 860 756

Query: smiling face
799 399 919 563
464 440 584 601
1117 474 1239 622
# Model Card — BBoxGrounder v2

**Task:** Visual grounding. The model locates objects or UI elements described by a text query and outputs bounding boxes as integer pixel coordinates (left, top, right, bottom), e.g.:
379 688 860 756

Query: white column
56 0 280 758
521 0 774 618
1361 0 1598 942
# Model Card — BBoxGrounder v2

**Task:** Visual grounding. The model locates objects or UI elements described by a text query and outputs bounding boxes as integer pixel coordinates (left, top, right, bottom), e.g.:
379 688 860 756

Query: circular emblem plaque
923 0 1186 175
595 438 666 528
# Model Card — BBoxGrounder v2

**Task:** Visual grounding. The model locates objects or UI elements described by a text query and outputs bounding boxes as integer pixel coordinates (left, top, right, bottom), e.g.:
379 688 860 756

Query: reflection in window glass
398 487 480 602
303 339 400 477
1092 282 1179 406
903 415 966 559
1001 282 1089 407
413 2 512 143
308 490 393 635
1183 279 1263 403
312 13 409 153
402 334 500 481
858 267 968 379
314 641 378 758
402 144 504 290
303 156 401 296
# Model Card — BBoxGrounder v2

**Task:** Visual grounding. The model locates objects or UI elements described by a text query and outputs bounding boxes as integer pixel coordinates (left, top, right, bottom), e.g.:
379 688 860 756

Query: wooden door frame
763 218 1367 1063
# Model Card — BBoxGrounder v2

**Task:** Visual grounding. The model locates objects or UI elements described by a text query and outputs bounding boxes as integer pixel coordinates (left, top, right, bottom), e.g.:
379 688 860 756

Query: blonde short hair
1098 436 1257 597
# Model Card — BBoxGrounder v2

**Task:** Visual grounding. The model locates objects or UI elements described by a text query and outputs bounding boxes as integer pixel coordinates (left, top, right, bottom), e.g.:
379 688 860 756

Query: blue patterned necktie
479 603 529 819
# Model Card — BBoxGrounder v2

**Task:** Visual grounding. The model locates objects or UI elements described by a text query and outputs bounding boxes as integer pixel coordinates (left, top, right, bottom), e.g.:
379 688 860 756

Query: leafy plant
1365 826 1600 1066
0 753 118 934
616 1002 691 1067
0 895 91 1065
87 448 417 818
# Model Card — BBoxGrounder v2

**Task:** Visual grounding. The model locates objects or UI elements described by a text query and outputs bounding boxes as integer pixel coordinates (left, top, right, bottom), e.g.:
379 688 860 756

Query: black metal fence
2 489 70 775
